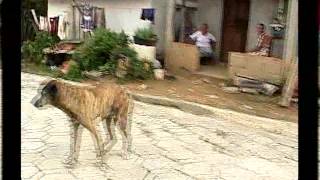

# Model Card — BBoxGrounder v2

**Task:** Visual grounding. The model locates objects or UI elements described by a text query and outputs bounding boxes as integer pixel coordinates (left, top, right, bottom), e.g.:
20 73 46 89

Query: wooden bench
165 42 200 72
228 52 288 86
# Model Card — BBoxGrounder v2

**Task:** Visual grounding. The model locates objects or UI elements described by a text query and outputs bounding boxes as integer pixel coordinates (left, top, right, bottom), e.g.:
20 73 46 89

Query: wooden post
283 0 298 63
278 59 298 107
164 0 175 70
165 0 175 47
179 0 186 42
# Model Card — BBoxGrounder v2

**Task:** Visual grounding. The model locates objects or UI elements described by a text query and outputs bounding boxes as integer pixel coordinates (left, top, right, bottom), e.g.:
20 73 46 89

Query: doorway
174 6 198 43
220 0 250 62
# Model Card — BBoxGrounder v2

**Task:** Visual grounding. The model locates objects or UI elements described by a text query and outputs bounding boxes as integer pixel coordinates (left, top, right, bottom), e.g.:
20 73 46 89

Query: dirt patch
85 71 297 123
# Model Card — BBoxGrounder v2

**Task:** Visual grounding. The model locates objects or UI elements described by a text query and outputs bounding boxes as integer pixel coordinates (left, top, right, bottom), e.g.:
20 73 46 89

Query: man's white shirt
190 31 216 48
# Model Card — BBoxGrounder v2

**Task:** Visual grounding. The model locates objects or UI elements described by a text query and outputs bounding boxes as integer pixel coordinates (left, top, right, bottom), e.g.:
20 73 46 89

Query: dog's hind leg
64 120 83 167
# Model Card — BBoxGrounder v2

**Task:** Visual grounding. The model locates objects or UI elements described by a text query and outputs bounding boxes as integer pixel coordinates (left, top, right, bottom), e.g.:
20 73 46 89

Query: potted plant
270 21 285 38
269 10 286 38
133 27 157 46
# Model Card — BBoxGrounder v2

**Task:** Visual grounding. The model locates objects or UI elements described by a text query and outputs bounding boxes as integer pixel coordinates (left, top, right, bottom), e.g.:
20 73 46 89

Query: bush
73 28 152 81
134 27 157 40
73 28 131 71
62 61 83 82
99 47 153 80
21 31 60 64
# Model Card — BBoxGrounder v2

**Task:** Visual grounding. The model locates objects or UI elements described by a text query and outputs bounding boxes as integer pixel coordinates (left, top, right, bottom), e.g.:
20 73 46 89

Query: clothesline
71 5 154 10
39 7 155 39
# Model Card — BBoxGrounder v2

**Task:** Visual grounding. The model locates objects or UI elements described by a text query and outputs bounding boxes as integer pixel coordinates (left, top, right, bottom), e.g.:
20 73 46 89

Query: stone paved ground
21 72 298 180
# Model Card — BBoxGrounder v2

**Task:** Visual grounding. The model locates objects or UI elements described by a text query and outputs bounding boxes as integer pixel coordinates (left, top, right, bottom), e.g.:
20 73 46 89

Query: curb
130 93 215 117
130 93 297 130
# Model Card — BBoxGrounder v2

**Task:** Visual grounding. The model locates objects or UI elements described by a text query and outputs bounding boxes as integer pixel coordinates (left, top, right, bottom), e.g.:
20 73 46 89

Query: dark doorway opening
220 0 250 62
174 5 197 43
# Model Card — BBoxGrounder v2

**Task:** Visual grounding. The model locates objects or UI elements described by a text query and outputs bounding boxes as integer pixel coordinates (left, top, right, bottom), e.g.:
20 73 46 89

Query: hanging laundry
49 17 59 35
44 17 50 32
81 15 94 32
57 12 68 40
39 16 46 31
79 3 94 32
141 8 155 24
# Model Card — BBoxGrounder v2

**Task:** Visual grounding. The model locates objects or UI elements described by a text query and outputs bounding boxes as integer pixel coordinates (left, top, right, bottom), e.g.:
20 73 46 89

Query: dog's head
31 79 58 108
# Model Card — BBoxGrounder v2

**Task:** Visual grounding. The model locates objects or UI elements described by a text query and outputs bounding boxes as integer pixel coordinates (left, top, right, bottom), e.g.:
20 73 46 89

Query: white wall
246 0 279 50
48 0 152 37
197 0 223 56
48 0 167 56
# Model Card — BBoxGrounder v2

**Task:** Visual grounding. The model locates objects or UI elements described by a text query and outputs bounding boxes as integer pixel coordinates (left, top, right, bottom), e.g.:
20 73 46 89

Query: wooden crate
228 52 288 85
165 42 200 72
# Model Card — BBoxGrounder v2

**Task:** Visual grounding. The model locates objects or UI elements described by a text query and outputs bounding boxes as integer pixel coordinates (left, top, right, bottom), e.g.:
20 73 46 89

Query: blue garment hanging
141 8 155 24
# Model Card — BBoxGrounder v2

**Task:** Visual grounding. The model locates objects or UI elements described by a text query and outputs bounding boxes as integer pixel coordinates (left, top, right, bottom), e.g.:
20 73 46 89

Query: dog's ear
40 78 55 85
44 80 58 97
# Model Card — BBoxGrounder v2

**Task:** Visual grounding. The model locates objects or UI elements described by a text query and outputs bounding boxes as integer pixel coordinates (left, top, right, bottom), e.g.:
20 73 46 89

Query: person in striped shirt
249 23 272 56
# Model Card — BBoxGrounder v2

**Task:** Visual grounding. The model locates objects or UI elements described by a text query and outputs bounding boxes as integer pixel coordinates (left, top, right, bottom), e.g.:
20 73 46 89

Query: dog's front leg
89 125 106 167
104 117 118 153
64 120 82 167
73 122 84 162
102 116 111 149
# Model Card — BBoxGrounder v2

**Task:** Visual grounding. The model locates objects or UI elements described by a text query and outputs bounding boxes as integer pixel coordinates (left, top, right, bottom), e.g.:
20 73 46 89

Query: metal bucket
153 69 165 80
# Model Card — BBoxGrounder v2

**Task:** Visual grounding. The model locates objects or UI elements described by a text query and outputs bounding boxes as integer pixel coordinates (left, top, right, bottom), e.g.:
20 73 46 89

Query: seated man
189 24 216 64
248 23 272 56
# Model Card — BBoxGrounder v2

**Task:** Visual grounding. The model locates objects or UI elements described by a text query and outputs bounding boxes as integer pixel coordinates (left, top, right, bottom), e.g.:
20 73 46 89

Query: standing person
248 23 272 56
189 23 216 64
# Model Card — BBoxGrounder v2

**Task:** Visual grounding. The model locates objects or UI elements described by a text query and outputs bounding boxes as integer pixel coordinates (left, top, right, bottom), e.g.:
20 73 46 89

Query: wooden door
220 0 250 62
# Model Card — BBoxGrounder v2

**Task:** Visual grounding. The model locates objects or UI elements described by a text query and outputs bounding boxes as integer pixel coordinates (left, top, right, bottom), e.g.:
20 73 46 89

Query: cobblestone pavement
21 72 298 180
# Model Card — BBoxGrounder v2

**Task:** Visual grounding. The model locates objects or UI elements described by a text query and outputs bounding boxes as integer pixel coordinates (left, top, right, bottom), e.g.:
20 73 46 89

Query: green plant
99 47 153 80
134 27 157 40
73 28 131 71
21 31 60 64
62 61 84 82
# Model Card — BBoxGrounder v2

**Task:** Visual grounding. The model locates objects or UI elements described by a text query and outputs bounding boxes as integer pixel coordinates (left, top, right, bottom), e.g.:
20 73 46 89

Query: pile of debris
43 41 81 68
222 76 280 96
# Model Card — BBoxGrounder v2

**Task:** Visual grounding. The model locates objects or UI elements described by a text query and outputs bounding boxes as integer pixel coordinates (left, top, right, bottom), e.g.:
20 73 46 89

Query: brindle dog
31 79 134 167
